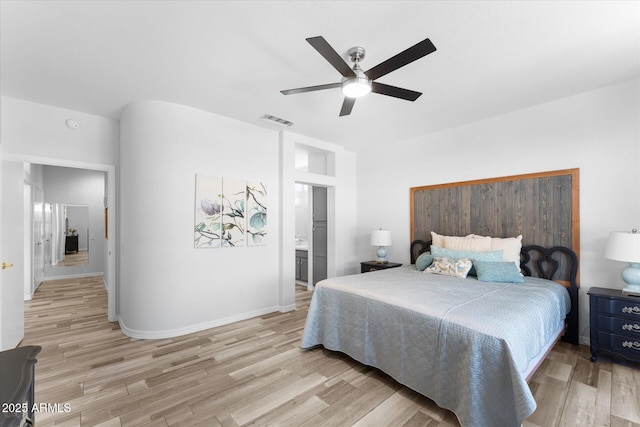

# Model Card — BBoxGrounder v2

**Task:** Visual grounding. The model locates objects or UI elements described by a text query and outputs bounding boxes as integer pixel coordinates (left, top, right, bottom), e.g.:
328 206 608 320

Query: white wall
0 96 119 165
118 100 282 338
1 96 357 338
42 166 106 279
355 78 640 344
295 184 310 240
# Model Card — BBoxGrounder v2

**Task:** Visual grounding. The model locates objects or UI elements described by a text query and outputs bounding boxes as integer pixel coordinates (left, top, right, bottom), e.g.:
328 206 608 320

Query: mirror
46 203 89 267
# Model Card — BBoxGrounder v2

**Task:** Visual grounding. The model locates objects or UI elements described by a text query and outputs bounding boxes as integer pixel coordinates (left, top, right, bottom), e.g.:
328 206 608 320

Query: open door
1 161 25 350
312 186 327 285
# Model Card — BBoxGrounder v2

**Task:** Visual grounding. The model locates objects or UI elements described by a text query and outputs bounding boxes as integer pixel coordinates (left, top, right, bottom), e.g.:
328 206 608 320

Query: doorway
2 156 116 338
294 184 328 290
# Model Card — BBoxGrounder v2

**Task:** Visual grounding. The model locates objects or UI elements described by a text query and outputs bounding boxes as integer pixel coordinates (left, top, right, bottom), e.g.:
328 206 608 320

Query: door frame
281 131 340 311
29 184 45 299
1 153 117 322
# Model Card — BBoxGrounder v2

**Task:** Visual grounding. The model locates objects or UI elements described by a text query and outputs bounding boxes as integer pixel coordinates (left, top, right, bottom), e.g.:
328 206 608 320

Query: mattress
300 265 571 427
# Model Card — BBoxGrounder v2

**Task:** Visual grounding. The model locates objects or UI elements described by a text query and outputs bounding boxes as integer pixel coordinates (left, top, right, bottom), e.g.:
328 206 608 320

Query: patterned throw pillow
425 257 473 278
430 245 504 275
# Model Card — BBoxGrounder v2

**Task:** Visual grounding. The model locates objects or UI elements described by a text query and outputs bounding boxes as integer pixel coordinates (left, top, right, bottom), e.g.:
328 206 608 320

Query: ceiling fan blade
371 82 422 101
281 82 341 95
306 36 357 78
339 97 355 116
365 38 436 81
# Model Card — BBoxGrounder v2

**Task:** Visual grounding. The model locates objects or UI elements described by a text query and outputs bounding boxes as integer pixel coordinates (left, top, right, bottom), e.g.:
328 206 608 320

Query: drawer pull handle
622 306 640 315
622 341 640 351
622 324 640 333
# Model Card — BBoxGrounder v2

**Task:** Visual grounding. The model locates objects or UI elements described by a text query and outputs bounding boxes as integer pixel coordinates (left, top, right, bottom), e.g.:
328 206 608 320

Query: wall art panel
221 177 246 247
194 174 222 248
247 180 267 246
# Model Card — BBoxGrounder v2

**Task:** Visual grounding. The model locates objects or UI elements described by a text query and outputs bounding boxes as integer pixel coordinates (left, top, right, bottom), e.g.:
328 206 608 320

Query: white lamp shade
371 230 392 247
605 231 640 263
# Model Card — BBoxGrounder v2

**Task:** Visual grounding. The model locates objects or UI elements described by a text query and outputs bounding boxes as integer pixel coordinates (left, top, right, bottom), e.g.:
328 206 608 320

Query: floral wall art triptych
194 174 267 248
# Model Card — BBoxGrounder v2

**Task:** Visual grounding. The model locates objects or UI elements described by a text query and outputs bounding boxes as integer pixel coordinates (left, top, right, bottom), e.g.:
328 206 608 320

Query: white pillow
431 231 480 250
431 231 445 248
432 232 523 271
475 234 523 271
443 234 491 251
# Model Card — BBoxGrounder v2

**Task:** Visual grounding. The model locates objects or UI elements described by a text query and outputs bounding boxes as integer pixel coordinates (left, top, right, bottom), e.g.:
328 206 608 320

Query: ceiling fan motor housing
341 46 371 98
347 46 366 63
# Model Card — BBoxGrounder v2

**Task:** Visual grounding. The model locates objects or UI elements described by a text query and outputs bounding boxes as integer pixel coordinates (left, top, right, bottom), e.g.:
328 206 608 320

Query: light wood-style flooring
54 250 89 267
20 277 640 426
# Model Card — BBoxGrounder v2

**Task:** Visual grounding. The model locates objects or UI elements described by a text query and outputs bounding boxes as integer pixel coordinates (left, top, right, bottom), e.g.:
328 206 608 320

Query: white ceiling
1 1 638 151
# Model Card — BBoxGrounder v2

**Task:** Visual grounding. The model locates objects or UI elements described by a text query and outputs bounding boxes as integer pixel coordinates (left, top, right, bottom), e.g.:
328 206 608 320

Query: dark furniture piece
295 250 308 282
589 287 640 363
65 235 78 254
360 261 402 273
0 345 42 427
410 239 580 345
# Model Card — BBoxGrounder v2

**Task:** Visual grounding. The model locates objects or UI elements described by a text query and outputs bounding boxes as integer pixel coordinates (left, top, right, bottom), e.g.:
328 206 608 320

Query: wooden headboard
410 169 580 344
410 168 580 276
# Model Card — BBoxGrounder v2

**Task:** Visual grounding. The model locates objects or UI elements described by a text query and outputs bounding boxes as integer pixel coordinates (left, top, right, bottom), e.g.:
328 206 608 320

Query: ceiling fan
281 36 436 116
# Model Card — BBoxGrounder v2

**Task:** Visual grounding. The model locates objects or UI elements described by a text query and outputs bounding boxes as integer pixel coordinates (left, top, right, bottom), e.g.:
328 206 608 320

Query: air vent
260 114 293 127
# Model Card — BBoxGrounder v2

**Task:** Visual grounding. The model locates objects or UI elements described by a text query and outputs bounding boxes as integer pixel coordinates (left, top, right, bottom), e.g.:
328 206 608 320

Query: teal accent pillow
430 245 503 275
474 261 524 283
415 252 434 271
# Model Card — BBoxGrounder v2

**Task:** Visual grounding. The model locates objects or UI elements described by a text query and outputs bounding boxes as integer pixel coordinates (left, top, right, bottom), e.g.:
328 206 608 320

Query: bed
300 240 579 427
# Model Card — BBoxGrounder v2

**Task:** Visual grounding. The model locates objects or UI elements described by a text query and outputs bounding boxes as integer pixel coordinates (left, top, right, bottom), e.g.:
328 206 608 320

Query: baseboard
118 305 285 340
280 303 296 313
43 272 104 281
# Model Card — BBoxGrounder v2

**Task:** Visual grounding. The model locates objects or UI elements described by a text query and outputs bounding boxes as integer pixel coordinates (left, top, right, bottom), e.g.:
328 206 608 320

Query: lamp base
621 264 640 297
622 285 640 297
376 246 388 263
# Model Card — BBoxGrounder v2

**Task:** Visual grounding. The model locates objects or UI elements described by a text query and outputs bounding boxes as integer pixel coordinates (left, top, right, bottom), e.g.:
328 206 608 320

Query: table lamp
605 228 640 296
371 229 392 263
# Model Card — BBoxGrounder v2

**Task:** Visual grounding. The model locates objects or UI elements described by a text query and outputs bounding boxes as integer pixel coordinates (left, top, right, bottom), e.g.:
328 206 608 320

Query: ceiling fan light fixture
341 77 371 98
281 36 436 115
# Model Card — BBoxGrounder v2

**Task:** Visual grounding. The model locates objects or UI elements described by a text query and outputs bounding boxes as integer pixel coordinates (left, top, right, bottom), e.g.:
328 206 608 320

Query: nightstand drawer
597 314 640 337
597 298 640 319
597 331 640 362
589 287 640 363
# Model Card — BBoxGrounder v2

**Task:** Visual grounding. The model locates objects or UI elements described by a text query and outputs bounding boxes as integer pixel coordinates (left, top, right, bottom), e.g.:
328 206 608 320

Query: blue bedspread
300 266 570 427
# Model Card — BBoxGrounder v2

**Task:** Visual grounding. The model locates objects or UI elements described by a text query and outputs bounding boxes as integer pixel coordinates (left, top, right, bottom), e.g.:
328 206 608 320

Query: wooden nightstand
360 261 402 273
588 287 640 364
